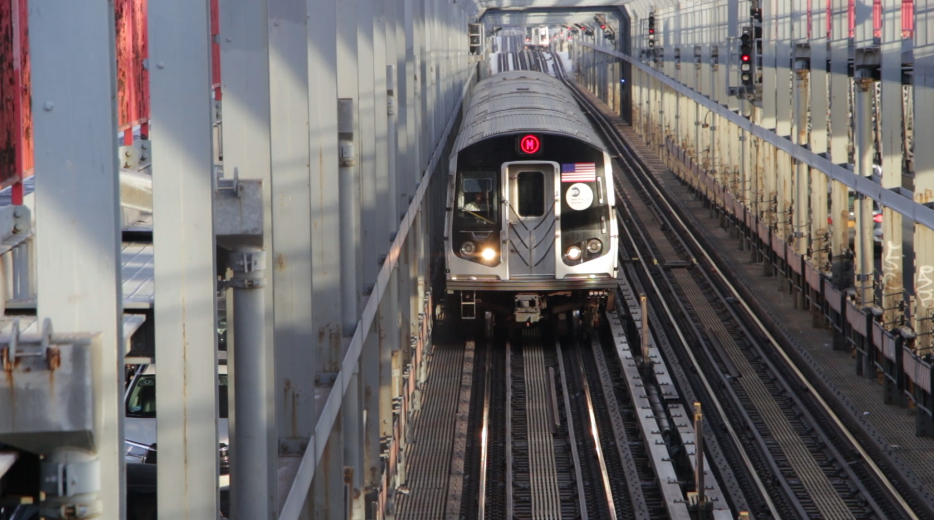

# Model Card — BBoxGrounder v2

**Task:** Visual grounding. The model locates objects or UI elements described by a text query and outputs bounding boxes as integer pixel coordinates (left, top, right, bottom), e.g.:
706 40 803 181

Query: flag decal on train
561 162 596 182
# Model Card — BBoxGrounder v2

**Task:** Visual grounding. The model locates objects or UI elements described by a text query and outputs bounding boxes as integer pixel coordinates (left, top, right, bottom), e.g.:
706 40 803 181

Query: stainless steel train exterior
530 26 549 47
444 70 618 326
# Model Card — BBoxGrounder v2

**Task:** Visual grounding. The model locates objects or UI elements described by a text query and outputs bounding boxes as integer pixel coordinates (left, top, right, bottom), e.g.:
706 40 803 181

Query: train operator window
457 172 498 226
517 171 545 217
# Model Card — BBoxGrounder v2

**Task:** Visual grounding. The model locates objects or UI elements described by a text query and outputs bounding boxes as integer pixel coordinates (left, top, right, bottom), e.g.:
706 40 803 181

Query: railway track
457 323 670 520
547 50 919 519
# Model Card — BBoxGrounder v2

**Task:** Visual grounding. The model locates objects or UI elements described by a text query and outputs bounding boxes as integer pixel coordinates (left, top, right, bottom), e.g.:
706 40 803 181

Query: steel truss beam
579 41 934 232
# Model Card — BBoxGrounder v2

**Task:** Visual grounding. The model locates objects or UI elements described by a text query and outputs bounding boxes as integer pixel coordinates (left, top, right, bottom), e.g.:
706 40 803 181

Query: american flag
561 162 597 182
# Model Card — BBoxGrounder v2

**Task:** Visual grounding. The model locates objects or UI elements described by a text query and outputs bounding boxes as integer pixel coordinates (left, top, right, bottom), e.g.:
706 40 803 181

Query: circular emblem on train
566 183 594 211
517 134 542 155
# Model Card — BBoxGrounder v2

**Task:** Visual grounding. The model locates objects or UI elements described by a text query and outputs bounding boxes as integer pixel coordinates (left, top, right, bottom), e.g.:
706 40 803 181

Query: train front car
444 70 618 328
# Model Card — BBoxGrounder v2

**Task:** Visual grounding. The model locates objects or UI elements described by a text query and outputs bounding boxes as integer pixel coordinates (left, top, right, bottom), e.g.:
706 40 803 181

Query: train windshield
457 171 499 227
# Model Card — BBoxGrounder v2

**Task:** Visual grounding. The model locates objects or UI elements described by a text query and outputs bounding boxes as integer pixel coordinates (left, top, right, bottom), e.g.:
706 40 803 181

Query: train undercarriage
451 288 613 332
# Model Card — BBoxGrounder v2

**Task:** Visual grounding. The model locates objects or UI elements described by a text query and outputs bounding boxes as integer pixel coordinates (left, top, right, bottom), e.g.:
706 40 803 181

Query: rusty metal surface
114 0 149 130
0 330 99 454
0 0 31 190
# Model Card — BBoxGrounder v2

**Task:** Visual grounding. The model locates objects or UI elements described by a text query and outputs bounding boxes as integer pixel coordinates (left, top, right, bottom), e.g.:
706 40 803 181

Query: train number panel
444 71 618 327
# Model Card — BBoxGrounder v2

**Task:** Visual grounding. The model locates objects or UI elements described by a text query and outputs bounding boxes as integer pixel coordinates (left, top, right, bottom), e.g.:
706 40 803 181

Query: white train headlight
461 241 476 256
481 248 497 261
587 238 603 254
566 245 582 261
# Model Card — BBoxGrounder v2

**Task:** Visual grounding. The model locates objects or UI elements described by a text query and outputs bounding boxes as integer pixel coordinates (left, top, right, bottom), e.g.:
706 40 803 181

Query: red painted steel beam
1 0 31 204
211 0 221 101
115 0 150 139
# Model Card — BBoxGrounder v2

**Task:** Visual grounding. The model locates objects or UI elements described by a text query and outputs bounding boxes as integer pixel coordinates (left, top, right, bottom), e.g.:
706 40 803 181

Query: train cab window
457 171 499 226
517 171 545 217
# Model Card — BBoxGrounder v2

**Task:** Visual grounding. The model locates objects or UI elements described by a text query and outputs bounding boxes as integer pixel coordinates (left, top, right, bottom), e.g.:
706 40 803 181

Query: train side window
517 171 545 217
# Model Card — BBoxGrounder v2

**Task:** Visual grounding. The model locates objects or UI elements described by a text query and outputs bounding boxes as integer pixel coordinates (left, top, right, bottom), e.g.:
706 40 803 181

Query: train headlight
587 238 603 254
461 241 476 256
566 245 582 261
481 248 497 261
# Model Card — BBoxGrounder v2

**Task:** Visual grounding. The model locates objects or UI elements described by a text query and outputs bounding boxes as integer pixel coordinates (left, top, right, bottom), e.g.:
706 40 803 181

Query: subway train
529 26 550 47
444 70 618 329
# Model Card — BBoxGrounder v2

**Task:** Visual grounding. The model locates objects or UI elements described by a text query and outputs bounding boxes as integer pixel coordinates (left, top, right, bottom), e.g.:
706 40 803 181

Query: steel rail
548 51 782 520
478 340 492 520
567 54 919 520
574 343 618 520
555 338 590 520
588 334 652 519
505 341 514 519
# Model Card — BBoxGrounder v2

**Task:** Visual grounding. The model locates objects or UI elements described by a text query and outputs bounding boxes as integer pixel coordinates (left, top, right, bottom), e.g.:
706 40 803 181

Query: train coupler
461 291 477 320
515 294 545 325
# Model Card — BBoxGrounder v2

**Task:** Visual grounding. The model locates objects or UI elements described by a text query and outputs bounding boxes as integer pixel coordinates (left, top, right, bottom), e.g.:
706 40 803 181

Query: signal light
873 213 883 224
740 28 754 88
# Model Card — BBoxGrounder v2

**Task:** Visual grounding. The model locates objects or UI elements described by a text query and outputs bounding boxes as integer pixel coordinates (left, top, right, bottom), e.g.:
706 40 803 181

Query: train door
502 161 559 279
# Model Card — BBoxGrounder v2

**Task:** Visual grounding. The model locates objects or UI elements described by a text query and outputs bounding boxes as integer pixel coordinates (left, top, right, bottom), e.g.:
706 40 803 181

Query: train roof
453 70 603 152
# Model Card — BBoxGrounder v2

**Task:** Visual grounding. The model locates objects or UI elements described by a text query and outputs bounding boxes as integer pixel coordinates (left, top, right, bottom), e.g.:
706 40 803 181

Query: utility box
0 321 100 454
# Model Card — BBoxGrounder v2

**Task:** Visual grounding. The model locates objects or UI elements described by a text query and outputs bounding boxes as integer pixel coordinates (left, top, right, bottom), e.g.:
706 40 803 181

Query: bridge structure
3 0 934 519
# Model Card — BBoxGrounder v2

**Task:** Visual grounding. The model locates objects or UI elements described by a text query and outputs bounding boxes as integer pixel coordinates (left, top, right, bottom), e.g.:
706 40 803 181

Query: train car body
444 70 618 326
529 26 549 47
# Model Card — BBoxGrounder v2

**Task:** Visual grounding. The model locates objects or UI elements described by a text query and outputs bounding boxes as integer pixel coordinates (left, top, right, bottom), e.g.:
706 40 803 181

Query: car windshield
126 374 229 419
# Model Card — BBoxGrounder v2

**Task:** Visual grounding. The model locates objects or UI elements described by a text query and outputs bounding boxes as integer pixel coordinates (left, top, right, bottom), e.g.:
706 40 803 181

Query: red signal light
741 54 750 62
649 28 655 34
873 213 883 223
519 134 541 154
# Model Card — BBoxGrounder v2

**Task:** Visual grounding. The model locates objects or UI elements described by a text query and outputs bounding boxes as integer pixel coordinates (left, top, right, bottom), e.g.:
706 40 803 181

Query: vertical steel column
777 0 794 242
309 0 346 509
854 0 877 310
854 77 875 308
793 63 810 256
399 0 418 392
881 0 905 326
266 2 317 517
700 6 712 100
830 0 852 285
389 0 412 378
791 0 810 257
775 0 792 137
219 0 278 515
760 0 777 234
913 0 934 349
386 0 408 409
810 0 831 272
374 0 402 497
149 0 220 516
338 0 363 337
229 248 270 519
722 0 739 111
309 0 342 373
741 100 752 210
30 2 124 517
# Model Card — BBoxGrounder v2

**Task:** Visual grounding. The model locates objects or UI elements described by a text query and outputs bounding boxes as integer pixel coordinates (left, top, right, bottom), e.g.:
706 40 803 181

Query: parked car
124 362 230 518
